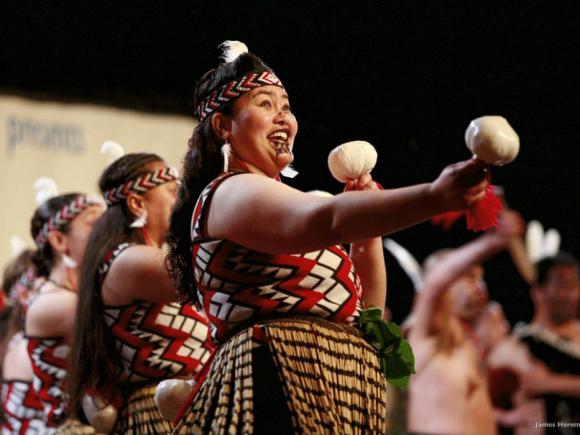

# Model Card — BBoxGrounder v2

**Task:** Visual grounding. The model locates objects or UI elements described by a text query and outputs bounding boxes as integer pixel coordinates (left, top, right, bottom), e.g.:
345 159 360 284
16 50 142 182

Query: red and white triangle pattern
1 380 48 434
196 71 283 121
35 194 103 248
191 174 363 343
194 241 363 342
103 166 178 206
27 336 69 427
103 301 214 383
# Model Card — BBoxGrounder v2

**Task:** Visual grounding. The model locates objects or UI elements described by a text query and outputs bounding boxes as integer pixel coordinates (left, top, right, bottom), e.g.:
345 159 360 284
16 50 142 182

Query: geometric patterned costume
0 379 47 434
21 285 94 434
174 173 387 433
101 243 214 382
99 243 215 433
190 173 364 343
26 336 69 429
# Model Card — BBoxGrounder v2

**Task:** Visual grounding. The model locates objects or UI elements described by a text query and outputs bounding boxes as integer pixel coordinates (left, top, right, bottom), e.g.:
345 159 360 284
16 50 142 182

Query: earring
63 254 78 269
130 210 148 228
221 140 231 173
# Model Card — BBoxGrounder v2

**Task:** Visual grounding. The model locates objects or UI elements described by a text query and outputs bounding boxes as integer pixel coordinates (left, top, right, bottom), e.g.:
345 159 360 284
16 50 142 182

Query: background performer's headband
103 166 179 206
35 194 103 249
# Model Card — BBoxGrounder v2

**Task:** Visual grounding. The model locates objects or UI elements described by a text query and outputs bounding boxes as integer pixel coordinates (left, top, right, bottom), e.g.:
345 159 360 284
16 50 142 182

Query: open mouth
267 130 291 155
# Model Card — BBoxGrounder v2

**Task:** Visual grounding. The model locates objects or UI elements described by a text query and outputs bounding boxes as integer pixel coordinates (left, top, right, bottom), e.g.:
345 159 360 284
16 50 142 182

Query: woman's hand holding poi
344 173 381 192
429 158 489 211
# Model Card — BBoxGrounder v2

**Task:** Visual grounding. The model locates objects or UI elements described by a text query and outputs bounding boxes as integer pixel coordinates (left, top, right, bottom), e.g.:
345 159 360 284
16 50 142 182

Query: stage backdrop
0 94 196 268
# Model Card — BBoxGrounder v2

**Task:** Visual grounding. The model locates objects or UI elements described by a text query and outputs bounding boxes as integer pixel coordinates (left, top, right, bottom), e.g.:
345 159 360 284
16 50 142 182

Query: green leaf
359 306 383 323
384 321 402 338
357 307 417 390
397 340 415 372
387 374 411 389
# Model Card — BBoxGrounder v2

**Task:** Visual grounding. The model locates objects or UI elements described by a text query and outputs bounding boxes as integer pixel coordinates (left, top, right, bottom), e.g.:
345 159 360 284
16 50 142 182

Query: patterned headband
103 166 179 206
9 267 37 305
196 71 283 122
35 194 103 249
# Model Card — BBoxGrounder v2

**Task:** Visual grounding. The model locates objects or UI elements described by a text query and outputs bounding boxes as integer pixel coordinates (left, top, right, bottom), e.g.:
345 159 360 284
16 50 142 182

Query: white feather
543 229 561 259
526 220 544 263
10 236 27 258
219 41 249 63
383 238 423 292
33 177 59 205
100 140 125 164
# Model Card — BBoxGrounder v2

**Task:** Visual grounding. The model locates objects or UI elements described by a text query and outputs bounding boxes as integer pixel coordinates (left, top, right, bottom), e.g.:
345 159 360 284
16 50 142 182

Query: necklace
47 278 74 292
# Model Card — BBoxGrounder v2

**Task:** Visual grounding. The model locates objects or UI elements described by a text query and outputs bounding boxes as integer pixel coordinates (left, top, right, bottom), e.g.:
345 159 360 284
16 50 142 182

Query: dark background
2 1 578 324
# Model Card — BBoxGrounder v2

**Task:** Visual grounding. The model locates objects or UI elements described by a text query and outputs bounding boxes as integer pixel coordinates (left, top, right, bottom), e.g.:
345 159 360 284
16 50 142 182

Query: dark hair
166 52 274 303
536 251 579 287
30 193 83 277
68 153 162 411
0 249 36 379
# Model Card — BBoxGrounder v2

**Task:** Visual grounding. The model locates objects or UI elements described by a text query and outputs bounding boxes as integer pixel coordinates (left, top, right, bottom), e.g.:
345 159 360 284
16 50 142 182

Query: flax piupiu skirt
173 316 388 434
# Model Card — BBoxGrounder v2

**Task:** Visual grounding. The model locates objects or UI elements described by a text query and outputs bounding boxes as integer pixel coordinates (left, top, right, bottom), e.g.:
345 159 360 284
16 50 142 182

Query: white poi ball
81 395 118 434
327 140 378 183
307 190 334 198
464 116 520 166
154 379 195 422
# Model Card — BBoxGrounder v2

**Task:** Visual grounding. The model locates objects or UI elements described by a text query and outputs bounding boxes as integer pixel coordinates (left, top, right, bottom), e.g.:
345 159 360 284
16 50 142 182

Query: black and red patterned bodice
100 244 214 383
1 379 48 434
26 336 68 427
190 173 364 343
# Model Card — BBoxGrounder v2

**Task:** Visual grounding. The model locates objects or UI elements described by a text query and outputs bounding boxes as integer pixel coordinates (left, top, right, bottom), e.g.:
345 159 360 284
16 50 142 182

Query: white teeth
269 131 288 141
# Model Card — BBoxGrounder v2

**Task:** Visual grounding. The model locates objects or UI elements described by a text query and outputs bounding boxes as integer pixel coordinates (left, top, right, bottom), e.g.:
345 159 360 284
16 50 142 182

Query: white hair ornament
219 40 249 64
526 220 561 263
33 177 59 205
100 140 126 164
10 236 28 258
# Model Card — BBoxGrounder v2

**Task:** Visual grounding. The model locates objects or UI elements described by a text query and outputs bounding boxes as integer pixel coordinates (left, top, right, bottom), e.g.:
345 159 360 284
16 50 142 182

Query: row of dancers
1 41 578 434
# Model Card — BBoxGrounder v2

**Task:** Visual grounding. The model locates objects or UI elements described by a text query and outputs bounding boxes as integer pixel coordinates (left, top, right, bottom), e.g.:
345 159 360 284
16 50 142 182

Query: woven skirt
173 316 388 434
54 418 95 434
112 382 173 434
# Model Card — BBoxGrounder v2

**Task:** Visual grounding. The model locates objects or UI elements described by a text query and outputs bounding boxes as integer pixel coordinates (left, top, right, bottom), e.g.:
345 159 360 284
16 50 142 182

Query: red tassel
431 185 503 232
465 185 503 231
431 211 464 231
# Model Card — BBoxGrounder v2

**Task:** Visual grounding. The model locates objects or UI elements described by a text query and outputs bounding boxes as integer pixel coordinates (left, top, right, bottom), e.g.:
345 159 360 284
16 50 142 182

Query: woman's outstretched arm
208 159 489 255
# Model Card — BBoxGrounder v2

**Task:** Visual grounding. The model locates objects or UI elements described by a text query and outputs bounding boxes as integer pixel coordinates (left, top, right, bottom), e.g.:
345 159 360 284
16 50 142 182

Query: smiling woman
167 41 492 433
219 86 297 176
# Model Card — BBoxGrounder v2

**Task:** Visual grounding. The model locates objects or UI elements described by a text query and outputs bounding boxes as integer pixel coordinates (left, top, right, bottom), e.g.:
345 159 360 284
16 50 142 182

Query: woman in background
68 153 214 434
25 190 104 433
1 249 46 434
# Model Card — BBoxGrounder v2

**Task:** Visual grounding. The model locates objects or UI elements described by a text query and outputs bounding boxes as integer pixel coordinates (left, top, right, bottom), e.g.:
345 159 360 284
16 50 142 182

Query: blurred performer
476 301 546 434
514 253 580 434
1 249 46 434
67 153 214 434
25 189 104 433
407 211 523 435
